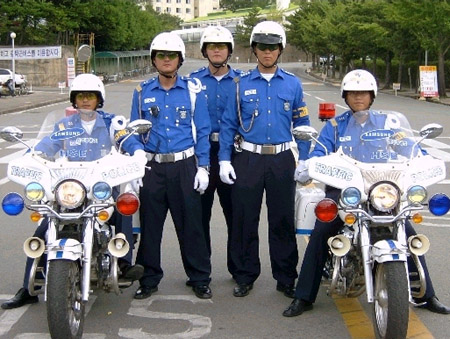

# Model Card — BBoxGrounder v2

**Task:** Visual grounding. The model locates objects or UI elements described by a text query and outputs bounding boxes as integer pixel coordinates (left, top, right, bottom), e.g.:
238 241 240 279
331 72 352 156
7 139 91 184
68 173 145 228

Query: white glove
133 149 148 167
131 178 143 193
194 167 209 194
294 159 311 184
219 160 236 185
111 115 127 130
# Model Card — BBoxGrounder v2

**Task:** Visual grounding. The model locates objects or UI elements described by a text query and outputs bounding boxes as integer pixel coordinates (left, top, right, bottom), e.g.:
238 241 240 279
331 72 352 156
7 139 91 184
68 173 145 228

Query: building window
176 0 181 3
166 0 171 3
156 6 161 12
156 0 161 2
176 7 181 13
166 7 171 13
186 8 191 13
186 0 190 4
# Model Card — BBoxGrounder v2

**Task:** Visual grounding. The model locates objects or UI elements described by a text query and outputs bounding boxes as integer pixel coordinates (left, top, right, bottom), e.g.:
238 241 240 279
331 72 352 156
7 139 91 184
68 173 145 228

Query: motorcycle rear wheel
372 261 409 339
47 260 85 339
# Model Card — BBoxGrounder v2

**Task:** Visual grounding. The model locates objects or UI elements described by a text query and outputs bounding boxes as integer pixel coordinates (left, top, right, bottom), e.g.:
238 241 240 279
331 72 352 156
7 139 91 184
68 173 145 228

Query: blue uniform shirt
310 109 424 161
218 67 311 161
35 111 114 161
190 66 241 134
123 75 211 166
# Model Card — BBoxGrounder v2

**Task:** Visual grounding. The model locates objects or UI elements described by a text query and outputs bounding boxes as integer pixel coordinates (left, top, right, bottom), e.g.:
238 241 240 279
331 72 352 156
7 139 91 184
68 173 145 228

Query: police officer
283 69 450 317
122 32 213 300
219 21 311 298
189 26 240 279
1 74 143 310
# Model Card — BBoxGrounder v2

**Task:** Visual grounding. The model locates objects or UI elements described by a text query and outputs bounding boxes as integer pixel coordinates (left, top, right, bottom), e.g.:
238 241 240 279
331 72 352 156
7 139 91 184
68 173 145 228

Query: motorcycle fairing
47 238 83 261
371 239 407 263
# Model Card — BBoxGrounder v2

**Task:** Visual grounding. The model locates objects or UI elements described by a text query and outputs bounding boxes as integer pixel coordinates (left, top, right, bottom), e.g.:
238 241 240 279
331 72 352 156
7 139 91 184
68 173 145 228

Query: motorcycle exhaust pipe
408 234 430 256
23 237 45 258
327 235 351 257
107 233 129 258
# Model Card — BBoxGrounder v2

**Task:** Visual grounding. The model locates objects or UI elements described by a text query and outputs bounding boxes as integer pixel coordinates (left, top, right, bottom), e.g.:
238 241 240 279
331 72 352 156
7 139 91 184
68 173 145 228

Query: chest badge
179 109 187 119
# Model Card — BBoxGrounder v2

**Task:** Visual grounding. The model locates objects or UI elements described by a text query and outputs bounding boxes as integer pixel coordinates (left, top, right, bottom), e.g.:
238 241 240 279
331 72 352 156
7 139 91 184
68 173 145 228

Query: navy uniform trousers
230 149 298 286
295 187 435 303
201 140 235 276
137 156 211 288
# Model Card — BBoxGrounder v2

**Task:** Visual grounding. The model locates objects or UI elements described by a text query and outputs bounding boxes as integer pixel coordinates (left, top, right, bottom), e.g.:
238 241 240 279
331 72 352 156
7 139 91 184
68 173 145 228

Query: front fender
372 239 407 263
47 238 83 261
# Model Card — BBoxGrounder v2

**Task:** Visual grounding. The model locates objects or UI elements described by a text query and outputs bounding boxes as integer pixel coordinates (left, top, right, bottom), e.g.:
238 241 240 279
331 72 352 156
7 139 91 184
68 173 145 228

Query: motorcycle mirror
419 123 443 139
293 126 319 141
0 126 23 142
127 119 152 135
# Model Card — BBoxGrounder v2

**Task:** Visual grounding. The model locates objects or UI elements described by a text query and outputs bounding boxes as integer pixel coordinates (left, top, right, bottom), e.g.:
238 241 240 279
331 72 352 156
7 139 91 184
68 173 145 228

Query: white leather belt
210 132 219 142
146 146 195 163
241 141 291 155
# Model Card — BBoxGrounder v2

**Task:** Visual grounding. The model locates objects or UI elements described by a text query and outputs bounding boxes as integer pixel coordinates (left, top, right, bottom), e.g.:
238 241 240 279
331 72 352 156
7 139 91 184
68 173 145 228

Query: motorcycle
0 79 29 96
293 110 450 339
1 110 151 338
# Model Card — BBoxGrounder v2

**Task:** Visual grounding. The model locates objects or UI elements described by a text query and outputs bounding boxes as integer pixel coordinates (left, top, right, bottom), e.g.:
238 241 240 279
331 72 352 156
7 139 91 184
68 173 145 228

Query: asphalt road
0 59 449 338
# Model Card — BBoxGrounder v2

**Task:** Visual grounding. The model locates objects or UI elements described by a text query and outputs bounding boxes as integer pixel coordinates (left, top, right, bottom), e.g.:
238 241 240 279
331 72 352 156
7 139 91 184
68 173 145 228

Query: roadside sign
419 66 439 98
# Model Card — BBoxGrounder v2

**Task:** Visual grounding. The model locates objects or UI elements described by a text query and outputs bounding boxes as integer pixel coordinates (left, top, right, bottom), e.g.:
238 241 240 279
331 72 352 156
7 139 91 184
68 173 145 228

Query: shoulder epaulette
189 67 206 76
281 68 295 76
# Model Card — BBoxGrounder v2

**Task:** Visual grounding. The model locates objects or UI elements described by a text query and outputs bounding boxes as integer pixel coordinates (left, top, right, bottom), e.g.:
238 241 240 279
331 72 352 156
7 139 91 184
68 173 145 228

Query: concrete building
139 0 221 21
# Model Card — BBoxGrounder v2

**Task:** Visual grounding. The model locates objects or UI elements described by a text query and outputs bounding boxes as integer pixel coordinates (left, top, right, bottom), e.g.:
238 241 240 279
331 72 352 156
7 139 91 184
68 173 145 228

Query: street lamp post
10 32 16 91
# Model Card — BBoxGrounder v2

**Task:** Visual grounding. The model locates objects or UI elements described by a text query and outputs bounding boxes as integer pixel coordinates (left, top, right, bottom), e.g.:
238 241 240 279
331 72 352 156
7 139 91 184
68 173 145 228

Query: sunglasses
155 52 179 60
206 43 228 51
255 43 279 51
75 92 98 100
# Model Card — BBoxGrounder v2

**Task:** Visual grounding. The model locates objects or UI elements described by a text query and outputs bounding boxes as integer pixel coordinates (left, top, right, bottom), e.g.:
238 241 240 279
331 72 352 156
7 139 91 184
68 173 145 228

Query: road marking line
302 237 434 339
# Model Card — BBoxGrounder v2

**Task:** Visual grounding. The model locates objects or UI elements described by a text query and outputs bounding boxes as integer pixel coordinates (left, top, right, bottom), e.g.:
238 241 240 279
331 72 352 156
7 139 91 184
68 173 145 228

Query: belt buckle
261 144 276 155
161 153 175 162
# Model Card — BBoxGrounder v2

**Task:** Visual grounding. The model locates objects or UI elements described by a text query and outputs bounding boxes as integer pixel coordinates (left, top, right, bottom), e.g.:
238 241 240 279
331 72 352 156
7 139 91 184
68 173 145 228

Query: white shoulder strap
187 77 202 143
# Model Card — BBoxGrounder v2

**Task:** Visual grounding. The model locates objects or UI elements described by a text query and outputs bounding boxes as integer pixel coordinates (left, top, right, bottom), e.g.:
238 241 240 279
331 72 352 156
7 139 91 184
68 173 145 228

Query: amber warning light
318 102 335 121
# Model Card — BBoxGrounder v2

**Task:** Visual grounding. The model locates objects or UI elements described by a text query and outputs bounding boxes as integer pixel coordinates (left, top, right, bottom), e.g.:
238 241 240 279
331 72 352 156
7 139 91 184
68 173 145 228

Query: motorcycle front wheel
47 260 85 339
372 261 409 339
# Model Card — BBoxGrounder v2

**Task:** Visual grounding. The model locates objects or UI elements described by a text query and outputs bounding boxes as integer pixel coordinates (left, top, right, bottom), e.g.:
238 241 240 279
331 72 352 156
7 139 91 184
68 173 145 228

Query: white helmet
341 69 377 98
250 21 286 49
70 73 105 108
150 32 185 61
200 26 234 56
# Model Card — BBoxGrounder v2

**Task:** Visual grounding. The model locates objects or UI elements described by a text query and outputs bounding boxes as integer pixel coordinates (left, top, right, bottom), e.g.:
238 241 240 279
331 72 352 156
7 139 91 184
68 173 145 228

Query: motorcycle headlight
370 183 399 212
92 181 112 201
341 187 361 207
24 182 45 202
407 185 427 204
55 180 86 209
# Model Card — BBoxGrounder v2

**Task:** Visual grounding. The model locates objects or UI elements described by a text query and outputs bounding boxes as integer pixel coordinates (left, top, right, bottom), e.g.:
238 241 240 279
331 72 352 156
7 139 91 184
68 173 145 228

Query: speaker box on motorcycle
295 185 326 235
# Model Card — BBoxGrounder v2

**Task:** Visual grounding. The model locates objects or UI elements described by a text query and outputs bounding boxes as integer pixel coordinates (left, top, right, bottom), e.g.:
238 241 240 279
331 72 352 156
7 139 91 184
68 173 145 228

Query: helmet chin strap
158 70 177 79
77 109 97 119
208 55 230 73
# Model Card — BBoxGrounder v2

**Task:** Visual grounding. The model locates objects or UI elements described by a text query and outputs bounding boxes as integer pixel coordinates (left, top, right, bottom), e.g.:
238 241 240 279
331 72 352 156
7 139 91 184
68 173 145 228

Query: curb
307 71 450 106
0 94 68 115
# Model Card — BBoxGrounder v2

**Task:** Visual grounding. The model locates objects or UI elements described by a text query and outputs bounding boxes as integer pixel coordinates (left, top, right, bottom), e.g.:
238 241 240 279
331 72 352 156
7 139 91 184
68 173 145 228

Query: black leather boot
1 288 38 310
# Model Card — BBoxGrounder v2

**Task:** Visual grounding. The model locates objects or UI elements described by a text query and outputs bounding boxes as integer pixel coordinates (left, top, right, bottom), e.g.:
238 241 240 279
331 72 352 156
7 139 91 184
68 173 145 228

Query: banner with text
0 46 62 60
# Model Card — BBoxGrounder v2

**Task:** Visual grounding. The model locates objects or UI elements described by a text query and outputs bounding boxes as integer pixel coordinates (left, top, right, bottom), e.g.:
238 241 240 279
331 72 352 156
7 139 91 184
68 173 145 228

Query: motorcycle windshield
34 110 112 162
341 110 420 164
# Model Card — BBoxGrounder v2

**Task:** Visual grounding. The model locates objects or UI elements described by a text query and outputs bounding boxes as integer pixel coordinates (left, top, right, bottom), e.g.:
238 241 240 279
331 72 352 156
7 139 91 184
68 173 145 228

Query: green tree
391 0 450 97
234 7 263 47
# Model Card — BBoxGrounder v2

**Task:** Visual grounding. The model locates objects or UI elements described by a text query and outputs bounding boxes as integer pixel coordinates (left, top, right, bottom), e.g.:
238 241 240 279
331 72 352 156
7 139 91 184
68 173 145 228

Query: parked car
0 68 27 86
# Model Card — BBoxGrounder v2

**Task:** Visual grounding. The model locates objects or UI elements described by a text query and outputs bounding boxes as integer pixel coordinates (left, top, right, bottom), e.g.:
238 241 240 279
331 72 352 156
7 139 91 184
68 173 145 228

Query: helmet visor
252 33 283 45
